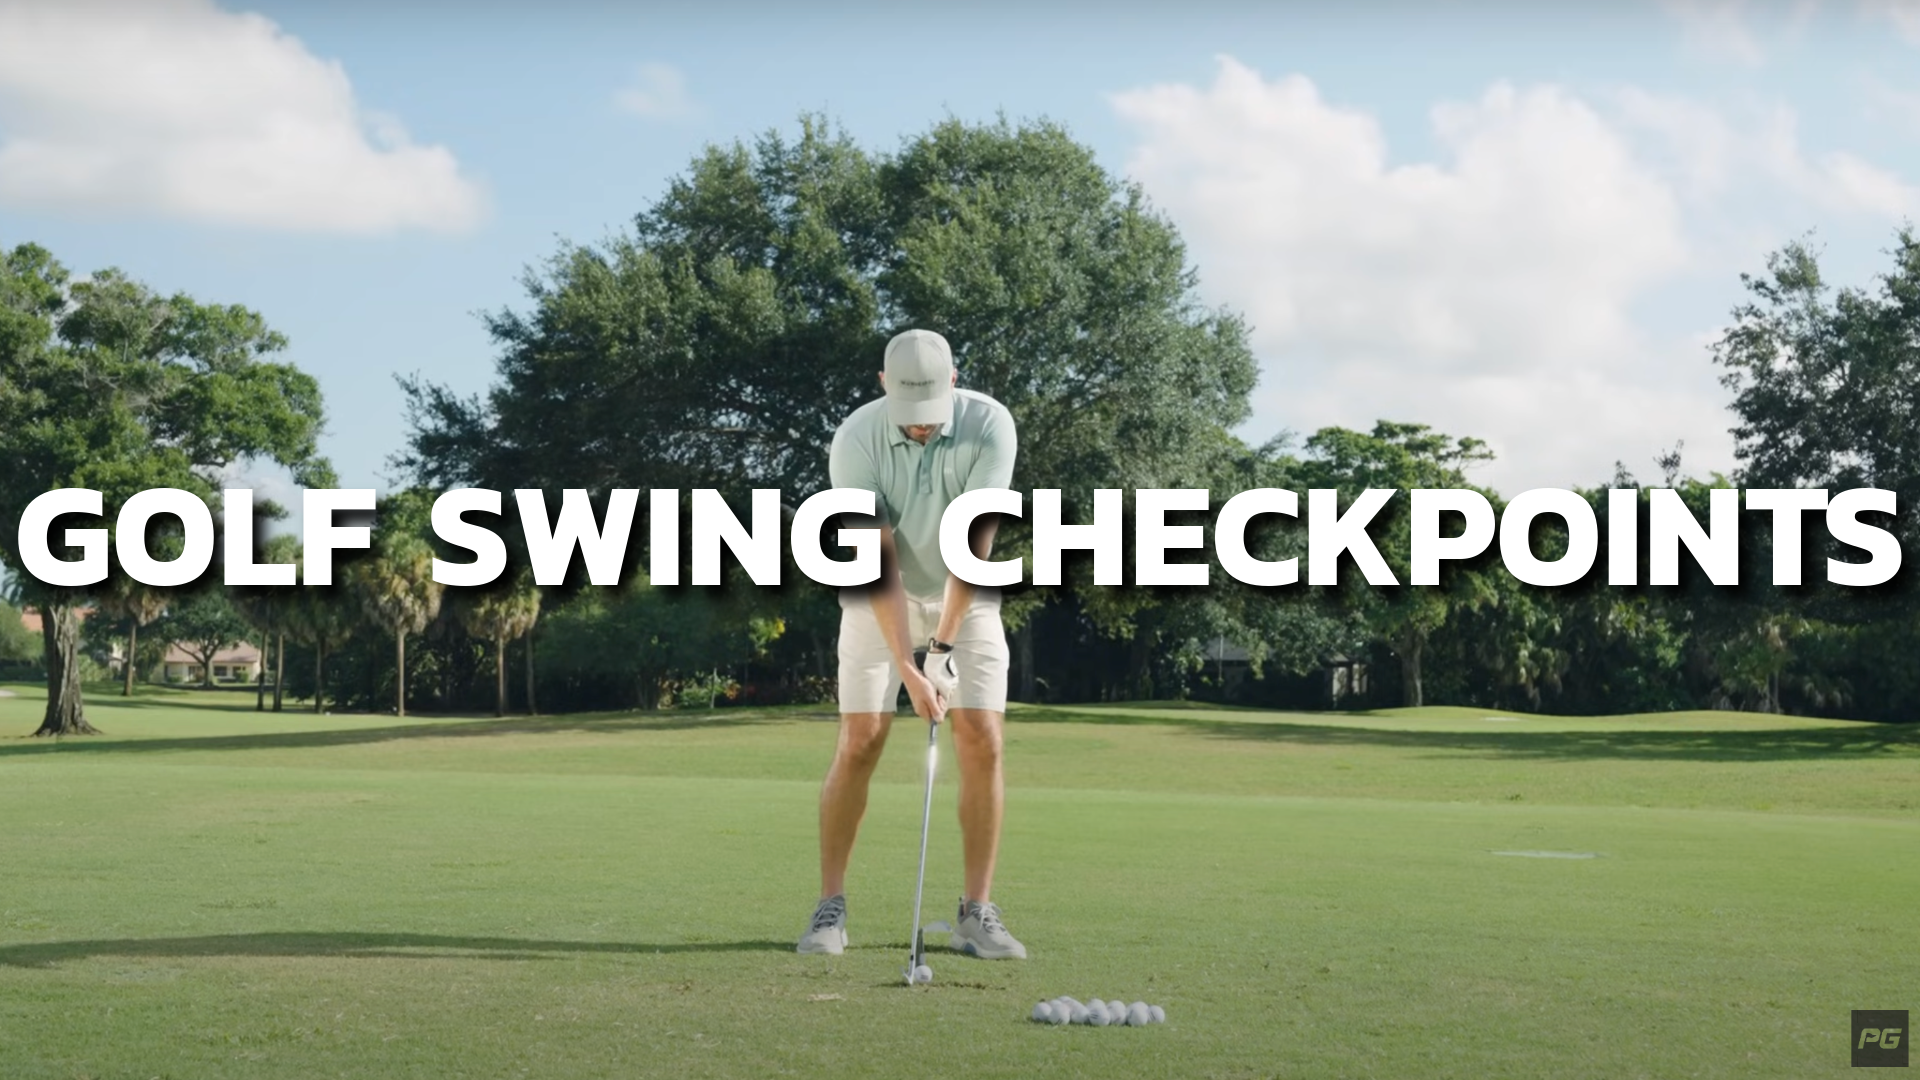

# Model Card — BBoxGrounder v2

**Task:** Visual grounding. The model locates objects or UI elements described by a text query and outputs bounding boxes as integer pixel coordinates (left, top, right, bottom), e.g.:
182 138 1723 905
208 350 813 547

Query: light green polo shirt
828 388 1017 601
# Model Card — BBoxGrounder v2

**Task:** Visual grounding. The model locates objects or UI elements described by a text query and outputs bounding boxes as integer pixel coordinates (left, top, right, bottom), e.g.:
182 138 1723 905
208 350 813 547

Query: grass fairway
0 686 1915 1079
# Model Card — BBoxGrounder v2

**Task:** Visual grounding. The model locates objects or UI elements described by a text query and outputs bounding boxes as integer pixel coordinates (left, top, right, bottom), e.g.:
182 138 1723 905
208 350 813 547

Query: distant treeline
7 116 1918 731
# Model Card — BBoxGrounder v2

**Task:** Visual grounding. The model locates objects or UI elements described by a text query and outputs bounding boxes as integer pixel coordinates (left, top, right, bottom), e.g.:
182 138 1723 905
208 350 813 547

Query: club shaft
908 718 938 969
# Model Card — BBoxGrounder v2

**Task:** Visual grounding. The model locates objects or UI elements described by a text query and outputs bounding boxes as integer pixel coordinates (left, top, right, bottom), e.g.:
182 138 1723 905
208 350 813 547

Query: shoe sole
954 938 1027 960
796 930 847 956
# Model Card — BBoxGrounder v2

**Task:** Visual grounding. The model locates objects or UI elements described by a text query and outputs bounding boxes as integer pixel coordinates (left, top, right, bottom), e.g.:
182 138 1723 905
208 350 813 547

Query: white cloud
1617 87 1920 217
1666 0 1771 64
614 63 698 121
0 0 486 234
1112 59 1725 494
1663 0 1824 64
1861 0 1920 44
1863 77 1920 134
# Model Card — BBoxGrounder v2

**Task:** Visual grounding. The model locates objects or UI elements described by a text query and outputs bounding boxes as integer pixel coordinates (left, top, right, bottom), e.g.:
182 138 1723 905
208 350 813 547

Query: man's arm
872 523 944 721
933 400 1016 645
933 513 999 645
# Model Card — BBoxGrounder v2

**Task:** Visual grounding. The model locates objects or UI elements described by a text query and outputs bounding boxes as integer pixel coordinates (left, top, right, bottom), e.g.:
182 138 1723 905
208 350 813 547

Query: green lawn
0 684 1915 1078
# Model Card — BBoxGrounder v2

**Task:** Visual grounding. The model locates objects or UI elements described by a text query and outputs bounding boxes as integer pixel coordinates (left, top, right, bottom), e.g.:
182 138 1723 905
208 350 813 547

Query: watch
926 637 954 654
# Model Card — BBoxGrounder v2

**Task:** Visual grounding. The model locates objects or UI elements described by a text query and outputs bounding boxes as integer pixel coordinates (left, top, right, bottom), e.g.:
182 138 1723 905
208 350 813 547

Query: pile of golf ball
1029 997 1166 1026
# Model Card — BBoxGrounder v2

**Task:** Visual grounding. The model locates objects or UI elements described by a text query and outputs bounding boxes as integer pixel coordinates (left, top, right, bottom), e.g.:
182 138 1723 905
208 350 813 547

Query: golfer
796 329 1026 960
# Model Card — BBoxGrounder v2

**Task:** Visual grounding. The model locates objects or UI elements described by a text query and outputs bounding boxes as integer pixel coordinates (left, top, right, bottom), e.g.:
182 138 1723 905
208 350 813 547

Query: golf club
905 666 942 985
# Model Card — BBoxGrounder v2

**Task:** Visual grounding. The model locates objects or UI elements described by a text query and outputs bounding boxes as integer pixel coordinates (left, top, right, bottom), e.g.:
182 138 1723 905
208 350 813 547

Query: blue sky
3 0 1918 522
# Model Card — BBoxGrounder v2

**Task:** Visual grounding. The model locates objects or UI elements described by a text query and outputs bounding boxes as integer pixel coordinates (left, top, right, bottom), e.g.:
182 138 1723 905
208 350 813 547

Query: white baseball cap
883 329 955 427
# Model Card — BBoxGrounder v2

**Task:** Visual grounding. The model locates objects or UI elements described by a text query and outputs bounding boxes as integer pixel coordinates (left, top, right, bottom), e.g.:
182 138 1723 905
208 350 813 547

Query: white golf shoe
796 894 848 955
951 897 1027 959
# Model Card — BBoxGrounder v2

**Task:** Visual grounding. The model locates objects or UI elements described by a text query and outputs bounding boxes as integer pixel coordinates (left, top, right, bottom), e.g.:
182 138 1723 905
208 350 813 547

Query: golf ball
1149 1005 1166 1024
1047 1005 1070 1026
1086 1002 1110 1026
1032 1002 1053 1023
1127 1002 1151 1027
1068 1003 1089 1024
912 965 933 984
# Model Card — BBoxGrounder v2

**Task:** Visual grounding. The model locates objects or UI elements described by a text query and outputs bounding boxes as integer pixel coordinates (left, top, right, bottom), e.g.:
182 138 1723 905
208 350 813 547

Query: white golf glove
919 641 959 707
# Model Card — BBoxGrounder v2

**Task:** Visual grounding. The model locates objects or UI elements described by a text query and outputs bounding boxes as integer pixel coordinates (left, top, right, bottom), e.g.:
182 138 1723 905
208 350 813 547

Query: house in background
1200 636 1252 694
155 643 262 684
1327 653 1370 704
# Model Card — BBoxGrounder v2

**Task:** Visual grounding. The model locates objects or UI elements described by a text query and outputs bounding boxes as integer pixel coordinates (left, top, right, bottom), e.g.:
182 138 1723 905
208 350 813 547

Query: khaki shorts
837 593 1009 714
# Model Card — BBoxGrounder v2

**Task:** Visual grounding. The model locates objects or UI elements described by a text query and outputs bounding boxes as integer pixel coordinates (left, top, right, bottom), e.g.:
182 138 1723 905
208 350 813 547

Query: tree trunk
256 636 268 711
395 631 407 718
494 633 507 718
313 643 326 714
1015 621 1035 703
1399 629 1425 708
123 621 138 697
1127 632 1152 701
272 632 285 712
36 603 98 736
524 633 538 716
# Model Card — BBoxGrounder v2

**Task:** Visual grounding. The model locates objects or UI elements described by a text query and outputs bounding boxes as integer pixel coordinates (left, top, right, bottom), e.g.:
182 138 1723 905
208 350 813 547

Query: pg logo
1853 1010 1909 1068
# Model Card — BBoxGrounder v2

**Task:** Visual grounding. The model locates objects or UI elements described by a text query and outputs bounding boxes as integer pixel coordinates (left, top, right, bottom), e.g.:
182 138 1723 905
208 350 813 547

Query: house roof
1200 638 1251 662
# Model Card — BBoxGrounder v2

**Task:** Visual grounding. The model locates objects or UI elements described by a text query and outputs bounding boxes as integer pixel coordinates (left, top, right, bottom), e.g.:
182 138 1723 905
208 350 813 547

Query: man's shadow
0 931 792 968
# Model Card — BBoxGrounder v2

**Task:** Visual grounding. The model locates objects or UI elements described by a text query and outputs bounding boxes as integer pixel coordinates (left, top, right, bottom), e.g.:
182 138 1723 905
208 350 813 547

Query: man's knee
833 712 893 772
949 709 1004 768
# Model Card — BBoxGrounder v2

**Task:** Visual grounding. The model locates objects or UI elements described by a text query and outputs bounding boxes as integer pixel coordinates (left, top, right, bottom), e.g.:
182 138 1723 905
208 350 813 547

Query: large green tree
407 115 1260 503
0 244 331 734
1707 231 1920 716
1715 230 1920 508
399 116 1260 698
1297 421 1499 707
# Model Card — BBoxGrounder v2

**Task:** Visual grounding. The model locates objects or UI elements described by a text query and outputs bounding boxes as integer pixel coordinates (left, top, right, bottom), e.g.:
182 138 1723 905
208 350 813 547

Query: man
796 328 1026 960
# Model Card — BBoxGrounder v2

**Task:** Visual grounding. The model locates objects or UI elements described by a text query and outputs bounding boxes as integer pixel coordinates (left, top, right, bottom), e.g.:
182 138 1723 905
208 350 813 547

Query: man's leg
944 599 1025 959
798 602 899 954
948 707 1004 903
818 710 893 899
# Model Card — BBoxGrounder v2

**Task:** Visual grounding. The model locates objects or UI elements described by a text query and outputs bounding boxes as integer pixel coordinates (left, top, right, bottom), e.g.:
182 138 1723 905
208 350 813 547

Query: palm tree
352 536 444 718
233 535 301 711
285 578 359 714
459 571 542 717
95 576 168 696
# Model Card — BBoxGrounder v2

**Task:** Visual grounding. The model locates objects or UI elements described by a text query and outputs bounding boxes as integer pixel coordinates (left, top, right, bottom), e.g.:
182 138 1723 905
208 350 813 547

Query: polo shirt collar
890 423 951 447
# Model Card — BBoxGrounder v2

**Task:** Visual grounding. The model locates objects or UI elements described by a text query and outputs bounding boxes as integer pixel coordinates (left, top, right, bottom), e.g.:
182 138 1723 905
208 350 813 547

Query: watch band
926 637 954 654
